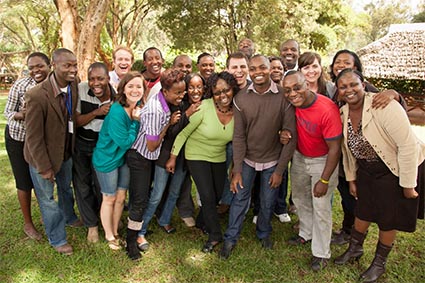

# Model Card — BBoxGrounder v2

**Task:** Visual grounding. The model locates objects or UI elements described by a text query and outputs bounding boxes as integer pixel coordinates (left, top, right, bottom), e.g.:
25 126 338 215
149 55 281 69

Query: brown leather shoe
68 219 84 228
54 243 73 255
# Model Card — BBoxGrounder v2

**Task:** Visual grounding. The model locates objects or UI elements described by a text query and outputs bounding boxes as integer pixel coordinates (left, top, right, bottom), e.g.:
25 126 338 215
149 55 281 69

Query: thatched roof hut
357 23 425 80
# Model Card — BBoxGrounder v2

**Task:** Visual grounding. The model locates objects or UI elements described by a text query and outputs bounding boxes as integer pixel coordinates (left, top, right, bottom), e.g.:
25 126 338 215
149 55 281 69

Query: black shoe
260 237 273 249
311 256 328 271
219 241 234 260
331 230 351 245
288 235 310 245
202 241 221 253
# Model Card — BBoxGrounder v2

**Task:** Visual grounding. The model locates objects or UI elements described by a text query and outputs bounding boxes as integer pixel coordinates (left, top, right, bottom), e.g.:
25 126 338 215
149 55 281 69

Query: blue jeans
224 162 279 244
140 155 186 235
30 158 78 247
220 142 234 205
158 156 186 226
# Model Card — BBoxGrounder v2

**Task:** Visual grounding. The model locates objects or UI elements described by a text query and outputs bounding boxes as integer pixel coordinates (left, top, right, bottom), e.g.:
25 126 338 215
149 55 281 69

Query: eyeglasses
188 86 204 92
213 87 231 97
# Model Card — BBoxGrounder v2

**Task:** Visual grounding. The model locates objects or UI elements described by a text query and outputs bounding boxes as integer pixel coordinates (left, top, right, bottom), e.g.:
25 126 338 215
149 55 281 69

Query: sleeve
108 104 140 150
171 102 204 156
322 102 343 140
4 80 24 122
145 106 166 141
231 97 247 174
376 101 419 187
24 88 52 172
275 100 297 175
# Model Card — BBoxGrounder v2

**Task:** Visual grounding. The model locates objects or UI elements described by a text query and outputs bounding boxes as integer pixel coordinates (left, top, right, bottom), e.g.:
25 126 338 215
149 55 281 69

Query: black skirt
355 158 419 232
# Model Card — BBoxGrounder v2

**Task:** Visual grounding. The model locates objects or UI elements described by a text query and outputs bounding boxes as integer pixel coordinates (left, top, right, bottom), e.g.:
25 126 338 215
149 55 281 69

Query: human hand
170 110 181 125
269 172 282 188
279 130 292 145
185 101 201 117
371 90 398 109
313 180 328 198
403 188 418 199
230 173 243 194
96 103 111 116
349 181 358 200
40 168 55 183
132 106 142 121
166 155 177 173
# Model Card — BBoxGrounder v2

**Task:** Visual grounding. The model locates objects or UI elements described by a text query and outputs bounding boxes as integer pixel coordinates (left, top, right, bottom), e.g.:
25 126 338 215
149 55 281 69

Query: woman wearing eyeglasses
167 71 239 253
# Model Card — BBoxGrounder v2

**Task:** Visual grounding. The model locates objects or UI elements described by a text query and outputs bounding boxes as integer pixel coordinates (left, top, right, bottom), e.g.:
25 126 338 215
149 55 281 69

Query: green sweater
172 98 233 163
93 102 140 172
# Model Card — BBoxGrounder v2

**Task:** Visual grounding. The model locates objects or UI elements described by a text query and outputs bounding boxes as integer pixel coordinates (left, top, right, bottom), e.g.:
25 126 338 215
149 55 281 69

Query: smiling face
124 77 144 105
280 40 299 70
88 67 110 99
187 75 204 104
238 39 254 58
163 81 186 106
113 49 133 79
53 52 78 87
28 56 50 83
249 56 270 88
332 53 356 77
144 49 164 78
197 56 215 81
226 57 248 88
212 78 233 109
300 57 322 85
283 73 311 108
270 59 284 84
336 72 365 107
173 55 192 75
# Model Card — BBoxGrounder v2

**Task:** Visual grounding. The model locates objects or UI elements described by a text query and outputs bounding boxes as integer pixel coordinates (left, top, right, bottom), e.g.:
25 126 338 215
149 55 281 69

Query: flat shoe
161 225 176 234
137 236 149 252
54 243 73 255
24 225 42 241
202 241 221 253
107 238 122 250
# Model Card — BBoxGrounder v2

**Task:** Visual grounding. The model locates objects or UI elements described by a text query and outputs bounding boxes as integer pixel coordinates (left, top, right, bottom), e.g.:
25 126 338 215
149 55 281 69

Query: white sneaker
181 217 196 228
252 216 258 224
274 213 291 223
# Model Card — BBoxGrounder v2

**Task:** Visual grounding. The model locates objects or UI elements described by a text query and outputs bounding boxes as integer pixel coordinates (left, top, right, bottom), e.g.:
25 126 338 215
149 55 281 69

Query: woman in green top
93 72 143 250
167 71 239 253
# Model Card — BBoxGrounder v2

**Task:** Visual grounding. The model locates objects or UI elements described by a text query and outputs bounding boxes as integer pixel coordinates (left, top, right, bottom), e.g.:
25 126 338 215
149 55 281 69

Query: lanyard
65 85 72 119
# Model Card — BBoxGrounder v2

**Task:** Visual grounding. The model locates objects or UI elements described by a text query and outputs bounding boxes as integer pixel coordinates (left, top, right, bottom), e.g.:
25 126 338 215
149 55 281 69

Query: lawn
0 95 424 283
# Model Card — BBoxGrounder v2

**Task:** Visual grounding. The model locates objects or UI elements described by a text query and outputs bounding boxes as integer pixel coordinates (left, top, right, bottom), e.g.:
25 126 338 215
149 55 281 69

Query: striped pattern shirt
77 81 114 141
4 76 36 141
131 91 170 160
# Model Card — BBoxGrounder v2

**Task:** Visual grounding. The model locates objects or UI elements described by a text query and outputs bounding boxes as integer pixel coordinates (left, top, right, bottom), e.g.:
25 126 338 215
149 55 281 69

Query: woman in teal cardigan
93 72 143 250
167 71 239 253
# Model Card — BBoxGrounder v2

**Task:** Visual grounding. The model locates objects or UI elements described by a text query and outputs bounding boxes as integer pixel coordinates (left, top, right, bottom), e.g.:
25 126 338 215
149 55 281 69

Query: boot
360 241 393 283
126 228 141 260
334 229 366 265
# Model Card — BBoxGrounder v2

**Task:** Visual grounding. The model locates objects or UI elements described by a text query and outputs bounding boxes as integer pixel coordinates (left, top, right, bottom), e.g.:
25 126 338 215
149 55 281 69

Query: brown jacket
24 72 78 174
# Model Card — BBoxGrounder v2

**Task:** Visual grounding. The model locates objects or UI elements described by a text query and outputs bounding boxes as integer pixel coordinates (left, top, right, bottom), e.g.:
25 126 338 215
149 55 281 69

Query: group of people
4 37 425 282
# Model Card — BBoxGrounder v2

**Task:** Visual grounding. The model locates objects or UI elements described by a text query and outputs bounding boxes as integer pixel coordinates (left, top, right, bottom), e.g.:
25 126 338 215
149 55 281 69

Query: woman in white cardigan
334 69 425 283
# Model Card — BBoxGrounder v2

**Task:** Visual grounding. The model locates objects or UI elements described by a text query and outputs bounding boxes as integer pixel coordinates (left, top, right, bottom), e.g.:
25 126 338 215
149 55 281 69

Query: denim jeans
30 158 78 247
220 142 234 205
158 155 187 226
224 162 279 244
95 163 130 196
73 137 101 227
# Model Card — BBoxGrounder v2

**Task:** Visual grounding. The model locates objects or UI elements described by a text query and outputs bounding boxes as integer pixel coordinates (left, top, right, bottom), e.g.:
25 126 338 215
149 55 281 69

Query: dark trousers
337 176 356 234
72 137 101 227
187 160 226 242
127 149 153 222
176 173 195 218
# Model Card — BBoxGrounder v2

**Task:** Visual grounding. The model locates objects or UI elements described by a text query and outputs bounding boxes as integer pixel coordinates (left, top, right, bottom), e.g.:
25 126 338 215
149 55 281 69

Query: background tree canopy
0 0 423 80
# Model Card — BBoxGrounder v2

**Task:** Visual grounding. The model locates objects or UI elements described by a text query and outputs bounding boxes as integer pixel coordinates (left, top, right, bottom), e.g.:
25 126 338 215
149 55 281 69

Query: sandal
107 238 122 250
137 236 149 251
24 224 42 241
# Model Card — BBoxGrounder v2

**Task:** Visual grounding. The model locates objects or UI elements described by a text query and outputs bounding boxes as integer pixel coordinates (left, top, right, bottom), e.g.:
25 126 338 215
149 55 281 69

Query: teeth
286 56 292 60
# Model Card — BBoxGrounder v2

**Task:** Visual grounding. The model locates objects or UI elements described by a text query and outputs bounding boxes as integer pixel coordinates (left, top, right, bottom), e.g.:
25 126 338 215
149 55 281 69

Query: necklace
215 102 232 114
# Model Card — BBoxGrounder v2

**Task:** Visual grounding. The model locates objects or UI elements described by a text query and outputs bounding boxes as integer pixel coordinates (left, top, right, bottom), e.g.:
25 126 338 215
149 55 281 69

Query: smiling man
24 48 82 255
219 55 297 260
142 47 165 101
73 62 115 244
280 39 300 72
282 71 341 271
109 46 134 89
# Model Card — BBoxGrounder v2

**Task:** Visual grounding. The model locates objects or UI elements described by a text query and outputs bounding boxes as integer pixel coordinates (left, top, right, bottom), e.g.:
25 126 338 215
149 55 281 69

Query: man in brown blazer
24 48 81 255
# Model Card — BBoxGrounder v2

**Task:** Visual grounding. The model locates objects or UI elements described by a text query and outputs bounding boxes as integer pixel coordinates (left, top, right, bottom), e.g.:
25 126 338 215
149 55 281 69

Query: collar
299 91 317 109
158 90 170 113
49 72 65 97
247 80 279 94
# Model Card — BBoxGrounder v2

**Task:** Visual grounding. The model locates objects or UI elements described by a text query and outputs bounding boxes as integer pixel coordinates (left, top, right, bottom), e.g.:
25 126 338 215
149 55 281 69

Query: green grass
0 95 424 282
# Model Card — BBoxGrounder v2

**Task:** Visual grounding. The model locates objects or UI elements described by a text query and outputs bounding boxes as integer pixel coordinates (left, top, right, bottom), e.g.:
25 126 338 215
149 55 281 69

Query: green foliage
367 78 425 96
412 11 425 23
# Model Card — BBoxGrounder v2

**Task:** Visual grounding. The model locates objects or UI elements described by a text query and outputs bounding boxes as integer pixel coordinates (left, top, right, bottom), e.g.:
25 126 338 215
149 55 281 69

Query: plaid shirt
4 76 36 141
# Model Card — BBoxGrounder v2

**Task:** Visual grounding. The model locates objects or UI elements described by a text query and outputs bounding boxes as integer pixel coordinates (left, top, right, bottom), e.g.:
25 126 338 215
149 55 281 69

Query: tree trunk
77 0 111 81
53 0 79 53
